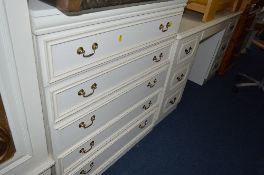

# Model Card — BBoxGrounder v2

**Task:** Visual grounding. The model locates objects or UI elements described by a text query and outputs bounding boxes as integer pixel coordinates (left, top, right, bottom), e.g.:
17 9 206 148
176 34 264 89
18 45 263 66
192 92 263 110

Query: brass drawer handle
153 53 163 62
214 62 220 69
229 25 235 31
185 46 193 55
79 141 95 154
80 162 94 174
139 120 148 129
177 74 185 82
221 45 226 51
169 97 177 105
147 79 157 88
77 43 98 58
79 115 96 129
78 83 97 98
143 101 152 110
159 22 172 32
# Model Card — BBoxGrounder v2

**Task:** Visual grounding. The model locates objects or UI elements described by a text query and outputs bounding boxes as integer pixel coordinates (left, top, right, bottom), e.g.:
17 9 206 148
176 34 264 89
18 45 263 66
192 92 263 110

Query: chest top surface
29 0 187 35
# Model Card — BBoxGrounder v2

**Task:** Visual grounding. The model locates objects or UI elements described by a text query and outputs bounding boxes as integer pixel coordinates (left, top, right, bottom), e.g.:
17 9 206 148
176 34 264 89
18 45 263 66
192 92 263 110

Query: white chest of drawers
29 0 186 174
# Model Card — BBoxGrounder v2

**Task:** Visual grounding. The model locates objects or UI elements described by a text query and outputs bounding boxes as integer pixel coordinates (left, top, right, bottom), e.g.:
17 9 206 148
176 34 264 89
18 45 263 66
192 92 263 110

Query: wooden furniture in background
186 0 241 22
239 0 259 11
218 0 263 75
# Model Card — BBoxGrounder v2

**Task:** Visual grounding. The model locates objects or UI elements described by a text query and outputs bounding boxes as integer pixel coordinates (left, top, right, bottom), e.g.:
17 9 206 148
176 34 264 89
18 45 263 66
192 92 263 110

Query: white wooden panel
188 29 225 85
206 38 229 80
0 0 54 174
28 0 185 35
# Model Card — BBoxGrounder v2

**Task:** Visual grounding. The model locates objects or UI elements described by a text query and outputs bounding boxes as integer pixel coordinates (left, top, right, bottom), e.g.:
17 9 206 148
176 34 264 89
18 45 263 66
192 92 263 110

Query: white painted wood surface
188 29 225 85
49 16 178 80
0 0 53 174
0 0 243 174
71 111 155 175
60 92 160 173
51 68 167 154
177 10 241 39
157 10 241 124
29 0 186 35
54 46 171 118
29 1 186 174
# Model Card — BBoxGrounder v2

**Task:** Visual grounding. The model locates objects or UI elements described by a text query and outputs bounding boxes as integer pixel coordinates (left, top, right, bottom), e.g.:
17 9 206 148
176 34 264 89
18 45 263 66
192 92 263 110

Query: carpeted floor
103 45 264 175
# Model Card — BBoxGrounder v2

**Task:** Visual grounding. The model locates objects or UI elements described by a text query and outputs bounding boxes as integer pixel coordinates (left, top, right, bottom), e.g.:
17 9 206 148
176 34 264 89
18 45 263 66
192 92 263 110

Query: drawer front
59 92 160 172
217 39 229 58
54 46 171 120
70 112 155 175
209 59 221 79
177 34 200 64
49 15 181 81
201 23 226 40
207 38 229 78
169 62 192 91
52 69 167 152
225 18 238 37
163 88 184 114
213 58 222 71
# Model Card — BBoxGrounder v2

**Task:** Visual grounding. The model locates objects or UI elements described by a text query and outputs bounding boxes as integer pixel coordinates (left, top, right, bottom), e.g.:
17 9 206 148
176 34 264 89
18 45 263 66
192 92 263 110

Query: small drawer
163 88 184 114
69 112 155 175
217 39 229 58
51 69 167 153
201 22 226 40
214 38 229 62
58 92 159 172
169 63 192 91
53 46 170 121
177 34 200 64
46 15 181 83
212 60 221 72
225 18 237 36
209 58 221 78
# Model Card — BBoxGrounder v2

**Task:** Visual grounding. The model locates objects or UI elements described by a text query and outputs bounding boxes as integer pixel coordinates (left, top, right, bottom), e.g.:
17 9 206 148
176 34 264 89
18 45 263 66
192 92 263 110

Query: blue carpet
103 45 264 175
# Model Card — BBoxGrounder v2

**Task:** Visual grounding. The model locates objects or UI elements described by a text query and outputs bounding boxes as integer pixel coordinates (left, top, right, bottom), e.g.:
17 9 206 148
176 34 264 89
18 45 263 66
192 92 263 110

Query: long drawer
57 91 160 173
43 15 181 83
68 111 155 175
51 68 167 153
50 46 170 123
